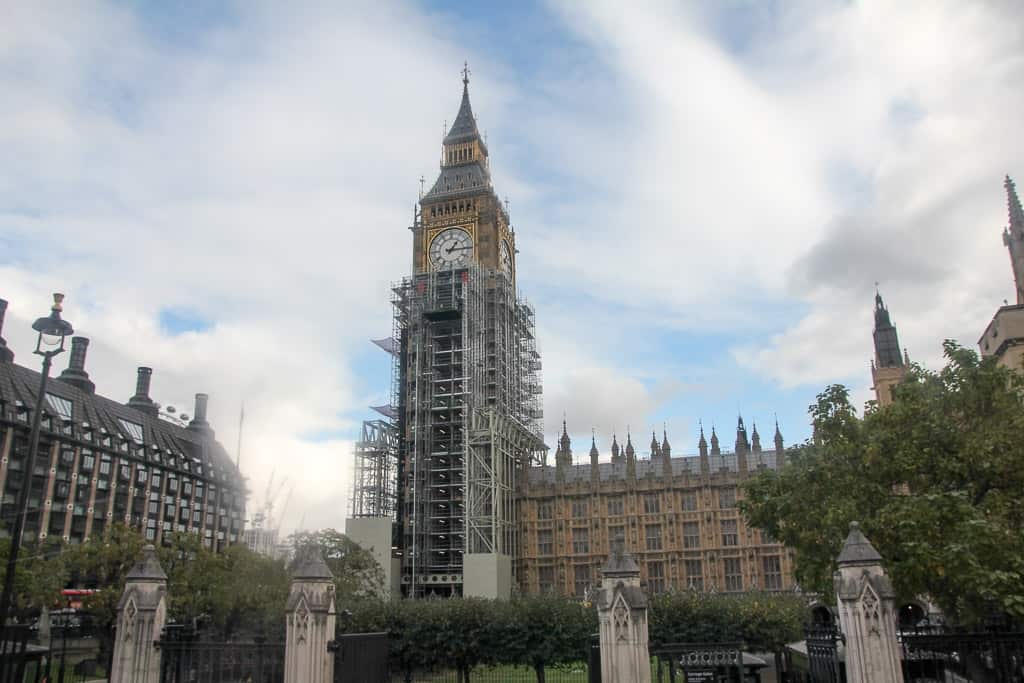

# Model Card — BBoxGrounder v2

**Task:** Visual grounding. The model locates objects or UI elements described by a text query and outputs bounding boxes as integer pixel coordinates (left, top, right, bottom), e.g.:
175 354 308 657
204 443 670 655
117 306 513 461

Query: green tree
290 528 384 601
502 595 597 683
0 536 68 619
742 342 1024 623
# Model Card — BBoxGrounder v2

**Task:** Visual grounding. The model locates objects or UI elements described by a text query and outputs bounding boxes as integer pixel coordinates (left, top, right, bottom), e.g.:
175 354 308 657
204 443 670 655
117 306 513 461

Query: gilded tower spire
1002 175 1024 305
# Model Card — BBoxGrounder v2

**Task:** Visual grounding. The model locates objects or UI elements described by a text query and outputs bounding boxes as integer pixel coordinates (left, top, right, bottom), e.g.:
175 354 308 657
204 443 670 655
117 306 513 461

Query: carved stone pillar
834 522 904 683
284 549 337 683
596 535 651 683
109 545 168 683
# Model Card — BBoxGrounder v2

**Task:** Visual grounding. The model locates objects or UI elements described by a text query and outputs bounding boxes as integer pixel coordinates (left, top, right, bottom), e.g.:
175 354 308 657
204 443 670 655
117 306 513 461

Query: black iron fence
899 624 1024 682
386 664 590 682
803 624 844 683
0 626 35 683
157 624 285 683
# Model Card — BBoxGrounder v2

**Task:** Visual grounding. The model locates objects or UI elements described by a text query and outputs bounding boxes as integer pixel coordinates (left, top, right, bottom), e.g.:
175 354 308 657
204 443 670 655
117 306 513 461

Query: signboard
683 669 717 682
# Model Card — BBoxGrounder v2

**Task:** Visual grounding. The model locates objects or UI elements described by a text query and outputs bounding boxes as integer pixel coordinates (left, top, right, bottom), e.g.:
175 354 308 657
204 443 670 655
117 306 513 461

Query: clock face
500 240 513 274
429 228 474 270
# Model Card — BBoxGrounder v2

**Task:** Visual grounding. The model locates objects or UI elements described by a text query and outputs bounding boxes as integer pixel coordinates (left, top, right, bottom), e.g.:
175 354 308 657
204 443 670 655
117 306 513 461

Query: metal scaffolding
349 419 399 519
392 264 545 596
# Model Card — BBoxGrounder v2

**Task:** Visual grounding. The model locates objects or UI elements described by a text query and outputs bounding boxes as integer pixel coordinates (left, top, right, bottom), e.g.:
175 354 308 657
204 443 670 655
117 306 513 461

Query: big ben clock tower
393 68 544 599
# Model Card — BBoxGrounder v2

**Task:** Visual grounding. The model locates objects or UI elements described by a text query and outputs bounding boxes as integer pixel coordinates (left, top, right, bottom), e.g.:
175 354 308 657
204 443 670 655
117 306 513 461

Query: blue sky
2 0 1022 531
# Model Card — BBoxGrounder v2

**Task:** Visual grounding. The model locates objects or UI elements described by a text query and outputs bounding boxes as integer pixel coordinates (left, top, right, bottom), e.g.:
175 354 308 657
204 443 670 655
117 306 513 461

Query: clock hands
445 243 472 255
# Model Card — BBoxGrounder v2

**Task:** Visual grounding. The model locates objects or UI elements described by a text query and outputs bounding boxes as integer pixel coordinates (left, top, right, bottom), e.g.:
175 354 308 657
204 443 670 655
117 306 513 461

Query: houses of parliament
345 68 1024 600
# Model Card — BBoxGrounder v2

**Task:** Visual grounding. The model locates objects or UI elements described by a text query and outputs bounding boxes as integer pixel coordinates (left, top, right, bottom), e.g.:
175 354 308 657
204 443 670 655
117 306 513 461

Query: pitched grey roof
126 545 168 582
0 361 242 489
423 162 490 200
444 83 480 145
836 522 883 566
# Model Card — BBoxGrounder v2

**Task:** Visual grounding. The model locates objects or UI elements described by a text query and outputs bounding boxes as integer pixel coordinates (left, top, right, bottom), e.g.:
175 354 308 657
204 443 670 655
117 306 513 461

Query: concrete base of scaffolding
463 552 512 600
345 517 401 599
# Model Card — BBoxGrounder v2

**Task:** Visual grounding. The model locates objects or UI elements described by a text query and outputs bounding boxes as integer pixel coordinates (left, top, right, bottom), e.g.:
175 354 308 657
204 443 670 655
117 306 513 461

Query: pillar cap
126 545 168 582
292 546 334 581
836 521 883 566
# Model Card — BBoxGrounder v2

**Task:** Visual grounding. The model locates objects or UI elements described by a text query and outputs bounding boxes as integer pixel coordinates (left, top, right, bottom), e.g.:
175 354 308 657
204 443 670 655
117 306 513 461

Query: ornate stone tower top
1002 175 1024 304
872 290 907 407
873 291 903 369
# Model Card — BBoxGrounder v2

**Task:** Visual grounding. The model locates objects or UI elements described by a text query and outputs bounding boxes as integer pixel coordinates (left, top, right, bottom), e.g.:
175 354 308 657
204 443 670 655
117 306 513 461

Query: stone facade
284 549 337 683
596 536 651 683
834 523 904 683
109 545 168 683
518 421 795 597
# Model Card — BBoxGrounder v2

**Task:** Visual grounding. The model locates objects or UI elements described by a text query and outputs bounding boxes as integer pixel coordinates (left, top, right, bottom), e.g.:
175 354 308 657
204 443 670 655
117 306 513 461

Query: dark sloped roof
444 83 480 145
0 361 242 490
423 162 490 200
836 522 883 566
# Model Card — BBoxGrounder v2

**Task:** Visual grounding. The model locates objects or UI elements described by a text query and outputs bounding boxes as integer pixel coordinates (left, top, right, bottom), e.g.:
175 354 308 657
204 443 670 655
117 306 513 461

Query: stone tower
395 68 544 599
871 291 906 407
979 175 1024 369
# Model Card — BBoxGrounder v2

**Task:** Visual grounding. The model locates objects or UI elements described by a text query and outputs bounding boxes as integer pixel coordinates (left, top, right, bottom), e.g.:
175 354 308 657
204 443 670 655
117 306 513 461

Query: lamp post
0 294 73 632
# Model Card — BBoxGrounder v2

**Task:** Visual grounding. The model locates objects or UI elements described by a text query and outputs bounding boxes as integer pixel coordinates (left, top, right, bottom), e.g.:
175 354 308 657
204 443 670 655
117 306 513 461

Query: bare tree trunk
534 661 546 683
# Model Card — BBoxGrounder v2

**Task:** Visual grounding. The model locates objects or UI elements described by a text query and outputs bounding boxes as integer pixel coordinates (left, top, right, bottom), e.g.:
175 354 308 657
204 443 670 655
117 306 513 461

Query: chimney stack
127 367 158 417
58 336 96 394
0 299 12 363
188 393 214 437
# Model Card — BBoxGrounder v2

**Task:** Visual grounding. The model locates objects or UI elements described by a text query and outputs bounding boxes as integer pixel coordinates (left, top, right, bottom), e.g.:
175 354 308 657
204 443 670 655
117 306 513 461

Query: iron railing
157 624 285 683
899 624 1024 682
804 624 844 683
0 626 33 683
650 641 745 682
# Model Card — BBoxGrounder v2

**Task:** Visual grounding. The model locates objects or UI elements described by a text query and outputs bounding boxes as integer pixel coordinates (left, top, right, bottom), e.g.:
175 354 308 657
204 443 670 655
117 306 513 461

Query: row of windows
535 519 757 555
537 489 739 520
535 556 784 596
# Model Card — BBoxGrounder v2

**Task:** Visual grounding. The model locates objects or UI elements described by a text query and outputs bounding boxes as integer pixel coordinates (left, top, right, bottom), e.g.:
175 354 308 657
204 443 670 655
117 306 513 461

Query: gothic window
643 494 660 514
718 488 737 509
607 497 624 516
685 560 703 590
763 556 782 591
537 529 553 556
647 561 666 594
721 519 738 546
681 491 698 511
645 524 662 551
724 558 743 592
537 500 553 520
538 566 555 593
572 527 589 554
683 521 701 549
571 499 588 518
608 524 625 545
573 564 591 597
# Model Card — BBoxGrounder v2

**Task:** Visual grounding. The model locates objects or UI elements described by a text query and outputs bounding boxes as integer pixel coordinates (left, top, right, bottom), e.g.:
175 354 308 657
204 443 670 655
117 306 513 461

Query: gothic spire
444 62 481 146
735 415 749 452
661 427 671 458
650 431 661 459
710 425 721 456
751 420 762 453
625 431 635 459
698 421 707 450
589 432 599 460
611 433 620 462
1008 175 1024 233
873 289 903 368
1003 175 1024 305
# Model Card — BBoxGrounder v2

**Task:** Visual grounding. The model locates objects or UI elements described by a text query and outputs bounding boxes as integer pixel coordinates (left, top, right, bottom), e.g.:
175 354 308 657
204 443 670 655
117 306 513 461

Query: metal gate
805 624 844 683
650 642 745 683
331 632 389 683
0 626 32 683
900 625 1024 682
157 624 285 683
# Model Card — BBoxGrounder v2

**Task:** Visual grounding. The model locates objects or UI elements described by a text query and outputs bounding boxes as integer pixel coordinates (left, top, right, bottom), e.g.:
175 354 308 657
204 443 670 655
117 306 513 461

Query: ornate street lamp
0 294 73 631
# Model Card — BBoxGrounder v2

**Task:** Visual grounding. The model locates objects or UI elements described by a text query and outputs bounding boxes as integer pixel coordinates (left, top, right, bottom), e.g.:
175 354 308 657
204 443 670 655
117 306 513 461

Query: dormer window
46 394 73 421
118 419 144 444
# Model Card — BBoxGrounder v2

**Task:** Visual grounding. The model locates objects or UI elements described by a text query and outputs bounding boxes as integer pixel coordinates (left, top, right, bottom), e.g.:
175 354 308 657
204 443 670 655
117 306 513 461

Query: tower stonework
394 71 544 598
980 176 1024 370
871 292 906 406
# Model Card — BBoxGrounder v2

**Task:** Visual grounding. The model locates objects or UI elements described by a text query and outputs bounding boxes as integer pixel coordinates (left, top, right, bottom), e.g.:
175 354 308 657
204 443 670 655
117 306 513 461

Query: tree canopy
290 528 385 601
742 342 1024 623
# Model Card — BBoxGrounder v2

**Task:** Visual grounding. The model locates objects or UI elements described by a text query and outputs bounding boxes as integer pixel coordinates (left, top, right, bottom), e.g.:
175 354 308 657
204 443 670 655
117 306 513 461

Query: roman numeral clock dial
429 228 474 270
